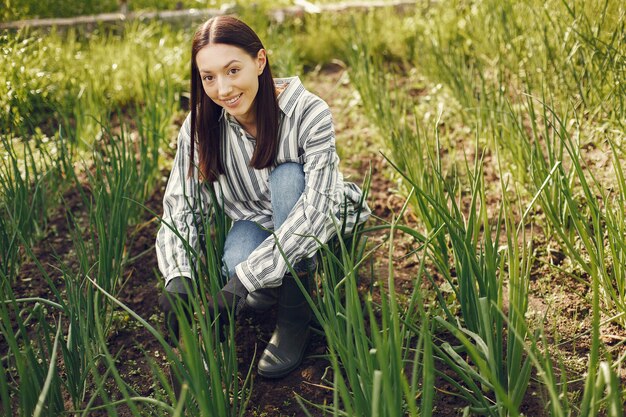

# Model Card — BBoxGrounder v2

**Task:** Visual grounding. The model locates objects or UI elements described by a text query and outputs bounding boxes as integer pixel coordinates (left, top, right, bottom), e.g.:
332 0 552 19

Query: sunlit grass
2 1 626 415
1 0 407 22
344 1 626 414
0 23 187 143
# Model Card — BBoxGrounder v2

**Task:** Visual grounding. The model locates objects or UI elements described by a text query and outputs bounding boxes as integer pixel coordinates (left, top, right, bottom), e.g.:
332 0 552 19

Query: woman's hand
158 277 193 345
159 275 248 344
209 274 248 319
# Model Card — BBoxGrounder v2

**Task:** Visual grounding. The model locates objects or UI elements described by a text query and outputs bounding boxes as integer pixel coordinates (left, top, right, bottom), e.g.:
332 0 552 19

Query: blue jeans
222 162 307 278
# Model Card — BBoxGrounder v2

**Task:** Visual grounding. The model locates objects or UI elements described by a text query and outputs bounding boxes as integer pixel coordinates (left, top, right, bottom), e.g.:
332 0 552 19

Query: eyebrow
199 59 242 73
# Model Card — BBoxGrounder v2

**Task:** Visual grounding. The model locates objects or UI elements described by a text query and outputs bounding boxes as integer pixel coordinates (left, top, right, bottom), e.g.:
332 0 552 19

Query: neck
238 118 257 138
234 105 257 138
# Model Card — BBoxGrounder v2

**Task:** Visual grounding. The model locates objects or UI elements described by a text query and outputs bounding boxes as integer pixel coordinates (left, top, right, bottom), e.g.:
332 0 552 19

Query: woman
156 15 370 379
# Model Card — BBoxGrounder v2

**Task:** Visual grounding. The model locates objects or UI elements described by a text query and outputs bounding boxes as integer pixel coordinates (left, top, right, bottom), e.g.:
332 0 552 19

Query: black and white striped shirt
156 77 370 292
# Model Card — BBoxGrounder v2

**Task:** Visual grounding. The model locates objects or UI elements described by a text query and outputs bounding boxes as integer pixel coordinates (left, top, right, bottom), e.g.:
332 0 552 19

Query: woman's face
196 43 266 127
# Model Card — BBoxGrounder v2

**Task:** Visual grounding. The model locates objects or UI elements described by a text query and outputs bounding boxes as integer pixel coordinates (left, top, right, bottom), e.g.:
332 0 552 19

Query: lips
223 93 242 107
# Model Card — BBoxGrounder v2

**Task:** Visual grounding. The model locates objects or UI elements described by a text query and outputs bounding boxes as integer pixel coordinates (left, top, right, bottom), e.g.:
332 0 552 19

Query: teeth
226 94 241 105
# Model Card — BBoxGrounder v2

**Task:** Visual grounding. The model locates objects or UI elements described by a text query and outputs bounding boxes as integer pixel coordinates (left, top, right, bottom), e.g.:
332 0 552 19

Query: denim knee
222 220 270 277
270 162 305 228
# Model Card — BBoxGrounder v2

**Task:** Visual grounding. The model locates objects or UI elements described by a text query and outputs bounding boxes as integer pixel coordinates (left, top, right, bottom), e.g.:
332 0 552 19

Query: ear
256 49 267 75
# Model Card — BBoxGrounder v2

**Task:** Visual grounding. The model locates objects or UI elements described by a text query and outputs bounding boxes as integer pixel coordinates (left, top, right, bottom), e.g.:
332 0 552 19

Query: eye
228 68 240 75
202 74 213 82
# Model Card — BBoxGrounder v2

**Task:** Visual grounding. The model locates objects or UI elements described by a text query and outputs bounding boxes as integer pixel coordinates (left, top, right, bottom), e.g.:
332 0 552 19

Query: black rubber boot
257 274 312 378
246 258 315 312
245 287 279 312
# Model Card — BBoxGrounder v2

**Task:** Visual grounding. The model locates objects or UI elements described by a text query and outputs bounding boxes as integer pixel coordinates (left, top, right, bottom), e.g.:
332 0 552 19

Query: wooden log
0 0 418 30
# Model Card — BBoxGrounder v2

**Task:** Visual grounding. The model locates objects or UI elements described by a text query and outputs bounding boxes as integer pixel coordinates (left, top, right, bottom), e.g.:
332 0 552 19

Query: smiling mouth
224 93 242 106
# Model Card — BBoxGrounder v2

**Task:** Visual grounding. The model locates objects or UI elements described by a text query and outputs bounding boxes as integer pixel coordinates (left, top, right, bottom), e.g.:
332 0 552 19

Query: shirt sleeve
155 114 210 287
235 101 339 291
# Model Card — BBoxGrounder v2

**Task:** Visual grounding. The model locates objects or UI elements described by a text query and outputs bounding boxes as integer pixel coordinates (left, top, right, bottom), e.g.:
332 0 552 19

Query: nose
217 76 232 98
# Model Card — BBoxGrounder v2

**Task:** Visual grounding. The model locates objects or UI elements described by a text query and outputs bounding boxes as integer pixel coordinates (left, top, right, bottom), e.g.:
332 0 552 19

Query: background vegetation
1 0 625 416
0 0 382 22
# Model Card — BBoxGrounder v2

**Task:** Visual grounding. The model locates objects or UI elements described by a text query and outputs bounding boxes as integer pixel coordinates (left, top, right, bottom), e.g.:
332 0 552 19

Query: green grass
344 0 626 414
1 0 406 22
0 23 187 142
2 2 626 416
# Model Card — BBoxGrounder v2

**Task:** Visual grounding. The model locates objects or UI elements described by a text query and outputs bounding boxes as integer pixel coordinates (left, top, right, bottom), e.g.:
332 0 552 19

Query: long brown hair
190 15 279 182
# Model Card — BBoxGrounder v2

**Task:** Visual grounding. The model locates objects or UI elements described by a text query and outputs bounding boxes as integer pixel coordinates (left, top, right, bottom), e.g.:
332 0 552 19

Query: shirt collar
222 76 305 126
275 76 305 117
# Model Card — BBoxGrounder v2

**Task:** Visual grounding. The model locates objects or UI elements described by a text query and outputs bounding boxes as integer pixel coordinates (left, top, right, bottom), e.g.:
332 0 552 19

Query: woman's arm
156 114 211 288
235 98 341 292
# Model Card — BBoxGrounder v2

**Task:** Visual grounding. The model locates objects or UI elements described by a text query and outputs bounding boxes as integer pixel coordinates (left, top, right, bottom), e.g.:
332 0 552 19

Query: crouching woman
156 15 370 379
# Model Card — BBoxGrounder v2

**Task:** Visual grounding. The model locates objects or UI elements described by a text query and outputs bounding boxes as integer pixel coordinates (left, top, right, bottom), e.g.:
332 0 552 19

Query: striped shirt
156 76 371 292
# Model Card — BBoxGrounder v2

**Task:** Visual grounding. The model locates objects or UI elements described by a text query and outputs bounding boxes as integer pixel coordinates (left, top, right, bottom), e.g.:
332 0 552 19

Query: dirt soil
4 66 626 417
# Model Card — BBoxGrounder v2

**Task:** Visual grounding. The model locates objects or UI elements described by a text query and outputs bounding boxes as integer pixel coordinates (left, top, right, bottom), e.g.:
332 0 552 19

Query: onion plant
285 179 434 417
414 0 625 127
0 94 173 413
302 237 416 416
0 134 59 278
170 186 252 417
510 219 625 417
386 0 625 411
1 225 104 414
1 120 247 416
513 98 626 414
525 327 625 417
51 220 112 412
383 145 533 416
519 96 626 327
345 20 450 266
500 87 626 328
81 121 145 330
0 275 65 416
111 177 251 416
72 107 168 331
347 16 535 415
135 66 177 195
0 206 19 280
